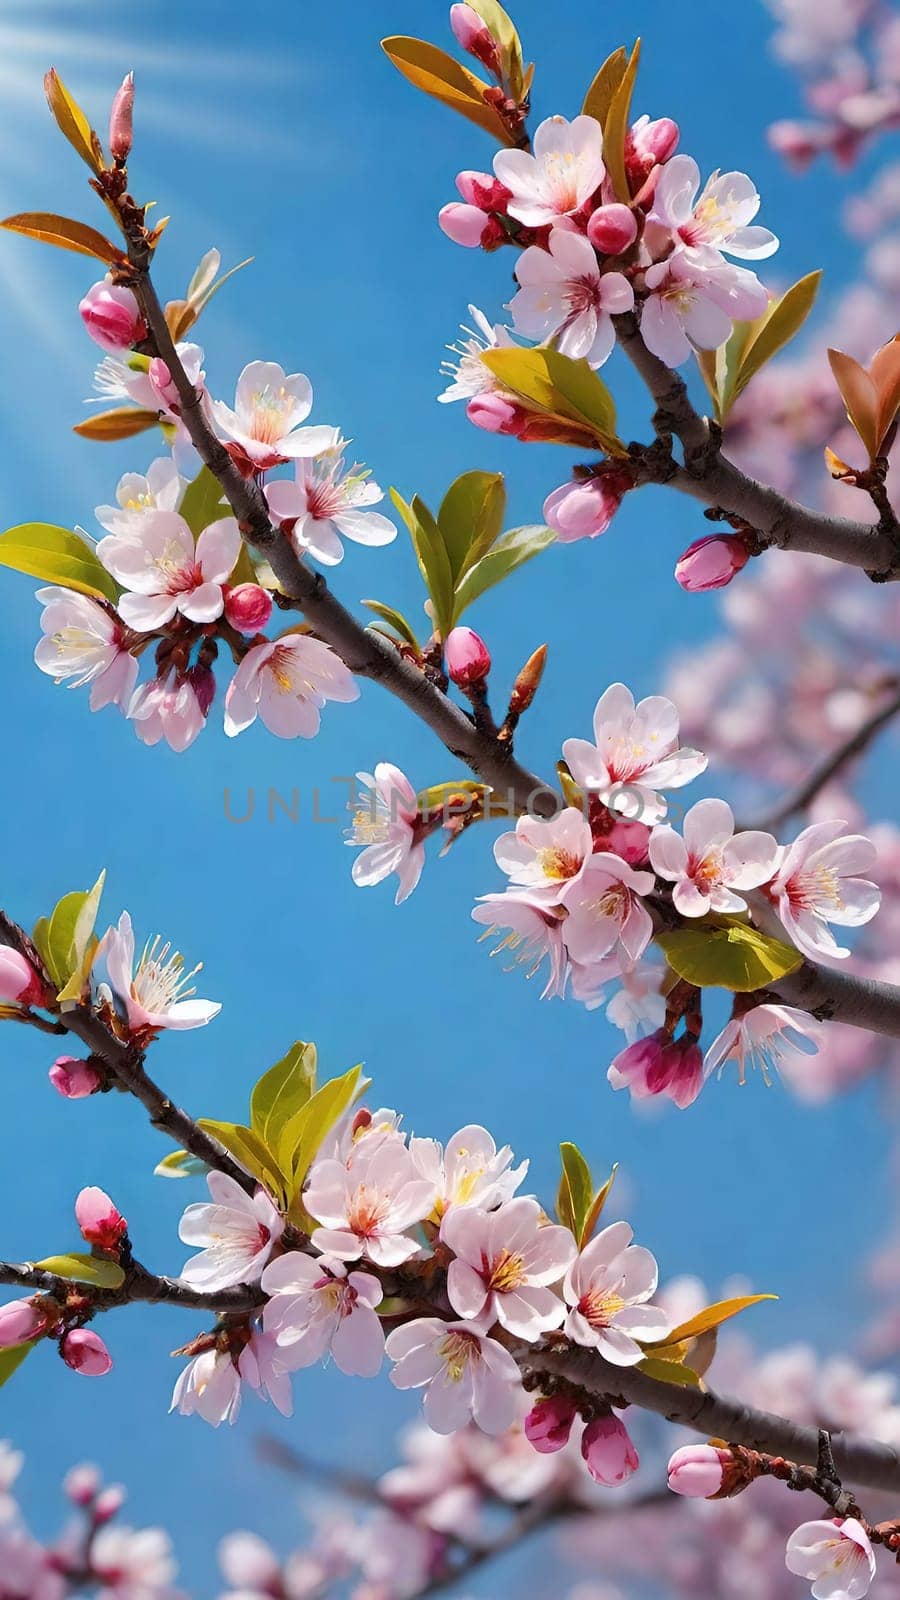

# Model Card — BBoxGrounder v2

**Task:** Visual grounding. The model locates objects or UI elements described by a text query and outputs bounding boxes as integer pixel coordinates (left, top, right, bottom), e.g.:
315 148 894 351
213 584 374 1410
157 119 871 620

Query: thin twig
749 683 900 831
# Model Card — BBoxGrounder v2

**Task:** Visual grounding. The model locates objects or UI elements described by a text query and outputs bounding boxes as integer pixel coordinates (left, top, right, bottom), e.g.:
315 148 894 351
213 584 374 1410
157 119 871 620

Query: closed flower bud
93 1484 126 1522
108 71 134 163
581 1412 639 1486
508 644 547 717
543 469 632 543
626 115 680 189
587 203 638 255
445 626 491 687
675 533 750 592
439 202 495 249
449 3 500 73
79 282 146 355
667 1444 728 1498
148 356 180 413
224 583 273 634
455 170 511 212
75 1187 127 1253
49 1056 102 1100
0 948 50 1008
466 393 528 435
61 1329 113 1377
0 1298 51 1347
63 1464 101 1506
524 1395 577 1454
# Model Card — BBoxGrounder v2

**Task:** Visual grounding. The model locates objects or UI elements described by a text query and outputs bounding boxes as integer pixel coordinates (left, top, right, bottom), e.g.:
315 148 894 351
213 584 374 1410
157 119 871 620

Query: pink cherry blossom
581 1412 639 1485
438 305 515 405
224 634 359 740
471 891 568 998
493 806 593 895
387 1317 523 1435
261 1252 385 1377
79 281 146 353
543 469 632 542
649 798 779 916
348 764 425 904
675 532 751 591
61 1330 112 1376
608 1030 704 1109
99 910 221 1033
703 1002 820 1086
304 1140 434 1268
95 459 184 537
650 155 779 262
218 1532 281 1596
559 853 655 968
562 682 708 823
626 114 680 188
442 1195 576 1339
34 588 138 715
509 229 634 367
494 115 606 227
127 671 207 753
91 1525 178 1600
641 251 771 367
170 1348 242 1427
210 361 335 471
785 1517 876 1599
408 1124 527 1222
0 949 49 1008
97 512 239 631
49 1056 102 1099
771 819 881 959
563 1220 669 1363
265 440 396 566
178 1174 283 1291
75 1187 127 1253
234 1329 294 1417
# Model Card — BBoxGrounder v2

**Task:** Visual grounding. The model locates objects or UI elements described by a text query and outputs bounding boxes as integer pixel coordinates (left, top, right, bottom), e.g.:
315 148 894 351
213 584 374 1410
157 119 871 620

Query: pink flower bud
674 533 750 593
0 1299 49 1348
543 470 632 543
455 171 511 212
466 393 527 435
449 3 499 72
439 202 494 249
219 1533 282 1591
0 948 49 1008
63 1464 101 1507
148 357 179 413
581 1413 639 1486
61 1329 113 1377
626 116 680 189
445 626 491 688
667 1444 728 1498
186 663 216 717
609 1030 703 1110
49 1057 102 1100
108 71 134 163
79 282 146 355
587 203 638 255
524 1396 577 1454
223 583 273 635
93 1484 126 1522
75 1187 127 1253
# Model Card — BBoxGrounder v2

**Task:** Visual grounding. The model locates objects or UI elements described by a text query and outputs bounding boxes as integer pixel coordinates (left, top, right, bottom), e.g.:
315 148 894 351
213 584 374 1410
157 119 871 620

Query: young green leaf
0 1343 35 1388
179 467 227 535
728 271 822 408
603 39 641 201
582 46 628 123
438 470 506 580
43 70 103 174
480 346 623 454
154 1149 209 1179
197 1119 287 1208
35 1253 125 1290
50 870 106 1000
556 1142 593 1239
451 524 555 622
277 1064 365 1202
636 1355 701 1386
579 1162 619 1248
250 1041 318 1149
655 922 803 991
390 490 455 638
0 523 119 603
381 37 515 144
467 0 527 100
361 600 421 652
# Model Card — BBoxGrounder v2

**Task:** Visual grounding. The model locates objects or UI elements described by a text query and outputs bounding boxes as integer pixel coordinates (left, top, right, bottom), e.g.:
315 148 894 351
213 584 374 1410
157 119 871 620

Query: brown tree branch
617 318 900 578
0 1257 263 1314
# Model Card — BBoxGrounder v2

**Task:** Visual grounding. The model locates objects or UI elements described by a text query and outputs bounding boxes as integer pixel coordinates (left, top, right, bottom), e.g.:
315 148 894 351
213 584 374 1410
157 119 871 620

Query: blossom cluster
349 682 882 1108
36 298 399 751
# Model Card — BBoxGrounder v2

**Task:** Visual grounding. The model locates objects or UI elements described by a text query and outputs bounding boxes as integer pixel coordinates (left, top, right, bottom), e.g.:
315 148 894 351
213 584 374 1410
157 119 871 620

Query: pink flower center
347 1183 392 1239
689 848 725 894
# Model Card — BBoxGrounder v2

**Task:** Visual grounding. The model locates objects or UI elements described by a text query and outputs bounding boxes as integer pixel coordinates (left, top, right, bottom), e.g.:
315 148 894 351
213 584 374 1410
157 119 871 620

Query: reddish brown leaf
1 212 123 265
73 407 159 442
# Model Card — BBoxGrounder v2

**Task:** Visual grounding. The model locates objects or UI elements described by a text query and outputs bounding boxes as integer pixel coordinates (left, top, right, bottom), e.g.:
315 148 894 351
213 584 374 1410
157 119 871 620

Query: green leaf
250 1041 318 1149
663 1294 777 1345
438 470 506 582
35 1253 125 1290
277 1065 365 1203
579 1163 619 1248
636 1355 701 1386
154 1149 209 1179
467 0 526 99
197 1120 287 1207
362 600 421 652
655 922 804 992
451 524 555 622
381 36 516 144
603 39 641 200
556 1142 593 1237
390 490 455 638
45 871 106 994
729 271 823 409
417 779 489 813
582 46 627 123
0 523 119 603
179 467 227 536
0 1342 35 1388
44 70 102 174
480 346 623 454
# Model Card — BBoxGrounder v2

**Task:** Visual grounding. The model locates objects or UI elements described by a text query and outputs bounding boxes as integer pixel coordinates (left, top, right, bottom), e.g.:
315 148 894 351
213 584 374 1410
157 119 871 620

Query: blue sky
0 1 894 1592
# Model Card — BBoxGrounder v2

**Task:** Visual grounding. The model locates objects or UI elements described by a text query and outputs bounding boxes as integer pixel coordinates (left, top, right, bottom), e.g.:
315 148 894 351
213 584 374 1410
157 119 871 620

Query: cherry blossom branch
0 1258 263 1315
749 681 900 831
512 1337 900 1495
618 318 900 578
